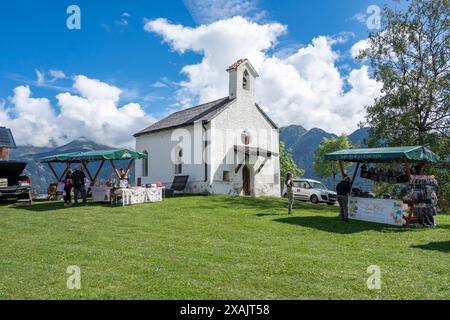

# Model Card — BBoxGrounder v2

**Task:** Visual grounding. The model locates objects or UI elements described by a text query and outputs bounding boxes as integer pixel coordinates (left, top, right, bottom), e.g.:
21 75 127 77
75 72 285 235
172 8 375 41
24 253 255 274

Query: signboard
348 196 405 226
92 187 112 203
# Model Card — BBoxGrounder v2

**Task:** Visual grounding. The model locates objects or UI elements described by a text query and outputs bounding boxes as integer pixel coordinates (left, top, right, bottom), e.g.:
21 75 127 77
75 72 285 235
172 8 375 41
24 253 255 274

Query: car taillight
19 176 31 187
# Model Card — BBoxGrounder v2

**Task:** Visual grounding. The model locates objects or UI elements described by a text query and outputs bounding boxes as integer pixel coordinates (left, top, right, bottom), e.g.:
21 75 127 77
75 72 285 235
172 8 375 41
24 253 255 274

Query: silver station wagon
283 178 337 205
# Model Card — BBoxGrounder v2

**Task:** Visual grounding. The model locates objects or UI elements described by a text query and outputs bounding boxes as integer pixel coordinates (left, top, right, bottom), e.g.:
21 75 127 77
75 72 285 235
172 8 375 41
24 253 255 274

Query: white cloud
2 86 60 147
352 12 367 24
151 81 168 88
35 69 45 86
144 16 382 134
351 39 369 59
183 0 263 24
115 18 128 26
0 100 9 126
34 68 71 91
72 75 122 102
0 76 156 147
115 12 131 27
145 16 286 103
49 69 66 80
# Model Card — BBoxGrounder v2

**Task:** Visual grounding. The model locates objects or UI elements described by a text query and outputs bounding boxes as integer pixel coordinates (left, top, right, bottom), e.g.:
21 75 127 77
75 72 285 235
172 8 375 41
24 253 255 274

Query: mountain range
280 125 369 184
9 127 369 194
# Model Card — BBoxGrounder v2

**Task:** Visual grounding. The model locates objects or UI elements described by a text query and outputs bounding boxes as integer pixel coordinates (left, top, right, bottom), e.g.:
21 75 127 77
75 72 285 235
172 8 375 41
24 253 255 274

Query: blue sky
0 0 396 147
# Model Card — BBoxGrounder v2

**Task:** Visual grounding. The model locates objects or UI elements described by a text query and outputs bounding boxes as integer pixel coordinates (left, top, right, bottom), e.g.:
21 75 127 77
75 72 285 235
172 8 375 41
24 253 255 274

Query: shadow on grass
411 241 450 253
0 199 19 205
201 195 338 214
255 213 285 217
273 215 416 234
8 200 115 212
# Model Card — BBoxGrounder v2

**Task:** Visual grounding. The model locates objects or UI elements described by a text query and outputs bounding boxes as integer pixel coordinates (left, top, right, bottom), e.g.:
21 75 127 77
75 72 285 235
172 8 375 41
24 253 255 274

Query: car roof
293 178 322 183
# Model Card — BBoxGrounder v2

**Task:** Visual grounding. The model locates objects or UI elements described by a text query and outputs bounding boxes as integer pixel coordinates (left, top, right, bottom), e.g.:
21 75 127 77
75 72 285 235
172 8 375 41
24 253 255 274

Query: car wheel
283 193 287 198
310 195 319 204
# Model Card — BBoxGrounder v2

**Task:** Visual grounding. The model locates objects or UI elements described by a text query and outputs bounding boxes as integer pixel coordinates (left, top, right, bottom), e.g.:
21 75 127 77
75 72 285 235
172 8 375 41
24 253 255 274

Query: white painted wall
135 124 210 191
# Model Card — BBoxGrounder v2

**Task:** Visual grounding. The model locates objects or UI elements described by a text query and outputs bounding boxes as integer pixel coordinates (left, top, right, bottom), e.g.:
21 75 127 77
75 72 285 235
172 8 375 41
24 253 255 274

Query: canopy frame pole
92 160 106 183
47 162 60 182
350 162 360 188
81 160 94 183
404 160 411 179
338 160 346 178
403 159 415 226
123 159 135 178
58 162 72 182
110 160 121 179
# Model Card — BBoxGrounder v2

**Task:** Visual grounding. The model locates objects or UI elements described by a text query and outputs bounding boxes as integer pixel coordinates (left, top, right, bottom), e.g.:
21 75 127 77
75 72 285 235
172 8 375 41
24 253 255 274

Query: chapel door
242 165 251 196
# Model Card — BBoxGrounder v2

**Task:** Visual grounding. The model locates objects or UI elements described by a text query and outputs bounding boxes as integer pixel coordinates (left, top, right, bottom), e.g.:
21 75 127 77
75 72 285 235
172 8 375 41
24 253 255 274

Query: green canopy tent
324 145 440 187
324 146 440 227
38 149 147 184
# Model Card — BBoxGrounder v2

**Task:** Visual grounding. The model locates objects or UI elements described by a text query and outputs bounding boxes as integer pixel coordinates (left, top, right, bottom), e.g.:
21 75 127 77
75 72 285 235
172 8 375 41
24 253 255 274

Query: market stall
324 146 440 227
38 148 162 206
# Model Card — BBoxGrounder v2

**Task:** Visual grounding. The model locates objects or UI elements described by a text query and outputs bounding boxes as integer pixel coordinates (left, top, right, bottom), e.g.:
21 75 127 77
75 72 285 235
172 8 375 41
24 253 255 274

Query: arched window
243 69 250 90
174 147 183 174
142 150 148 177
241 131 251 145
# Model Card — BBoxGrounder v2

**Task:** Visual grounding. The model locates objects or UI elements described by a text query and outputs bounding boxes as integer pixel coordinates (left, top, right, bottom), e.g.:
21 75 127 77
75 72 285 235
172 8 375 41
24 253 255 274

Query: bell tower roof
226 58 259 77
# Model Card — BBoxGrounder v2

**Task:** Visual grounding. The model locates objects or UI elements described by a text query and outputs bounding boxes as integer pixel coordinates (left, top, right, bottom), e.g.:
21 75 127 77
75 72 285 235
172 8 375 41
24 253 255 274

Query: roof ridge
170 96 229 115
134 96 233 137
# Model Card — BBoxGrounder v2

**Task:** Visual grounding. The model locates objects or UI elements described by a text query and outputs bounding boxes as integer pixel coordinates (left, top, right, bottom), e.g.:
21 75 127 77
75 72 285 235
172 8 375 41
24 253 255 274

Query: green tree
313 136 355 189
359 0 450 206
279 142 304 183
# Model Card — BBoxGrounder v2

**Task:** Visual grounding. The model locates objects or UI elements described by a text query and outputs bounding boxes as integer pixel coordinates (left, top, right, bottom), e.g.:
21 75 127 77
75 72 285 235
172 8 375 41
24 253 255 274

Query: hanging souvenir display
406 175 438 227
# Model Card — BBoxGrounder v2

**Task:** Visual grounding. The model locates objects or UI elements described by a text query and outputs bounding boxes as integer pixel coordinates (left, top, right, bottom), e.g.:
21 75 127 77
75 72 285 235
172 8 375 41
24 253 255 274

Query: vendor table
114 187 163 206
91 186 113 203
348 196 406 226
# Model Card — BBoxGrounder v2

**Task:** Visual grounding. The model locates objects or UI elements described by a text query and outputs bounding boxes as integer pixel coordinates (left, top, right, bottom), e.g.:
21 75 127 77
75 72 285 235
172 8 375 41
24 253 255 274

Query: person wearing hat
336 174 351 221
72 165 88 206
285 171 294 215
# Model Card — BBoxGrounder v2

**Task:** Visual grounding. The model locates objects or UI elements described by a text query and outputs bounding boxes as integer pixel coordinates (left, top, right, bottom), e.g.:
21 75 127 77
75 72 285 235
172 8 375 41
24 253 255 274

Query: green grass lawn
0 195 448 299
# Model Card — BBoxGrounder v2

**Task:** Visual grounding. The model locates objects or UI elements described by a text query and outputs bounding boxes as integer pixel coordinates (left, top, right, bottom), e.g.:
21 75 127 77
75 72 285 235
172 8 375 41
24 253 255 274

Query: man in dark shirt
336 175 351 221
72 166 88 206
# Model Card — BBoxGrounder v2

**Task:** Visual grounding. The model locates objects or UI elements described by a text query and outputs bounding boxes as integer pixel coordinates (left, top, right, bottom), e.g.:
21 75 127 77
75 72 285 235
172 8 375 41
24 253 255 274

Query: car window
293 181 301 188
299 181 309 188
309 182 327 190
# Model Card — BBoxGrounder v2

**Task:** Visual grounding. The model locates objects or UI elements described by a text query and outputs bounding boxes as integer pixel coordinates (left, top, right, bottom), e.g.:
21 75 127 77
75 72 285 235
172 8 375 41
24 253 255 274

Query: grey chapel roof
134 97 278 137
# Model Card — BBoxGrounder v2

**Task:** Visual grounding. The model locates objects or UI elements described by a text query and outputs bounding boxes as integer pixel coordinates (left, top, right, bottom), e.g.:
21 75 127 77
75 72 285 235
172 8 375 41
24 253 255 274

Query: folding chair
165 175 189 197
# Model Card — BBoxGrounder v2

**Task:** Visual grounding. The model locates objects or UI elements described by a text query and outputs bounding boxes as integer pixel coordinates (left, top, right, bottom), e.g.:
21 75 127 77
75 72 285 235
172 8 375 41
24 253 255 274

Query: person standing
119 167 129 188
63 168 73 207
72 166 88 207
336 175 351 221
285 172 294 215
